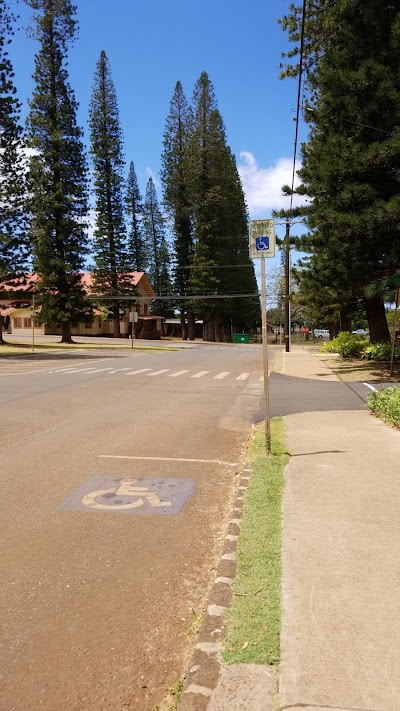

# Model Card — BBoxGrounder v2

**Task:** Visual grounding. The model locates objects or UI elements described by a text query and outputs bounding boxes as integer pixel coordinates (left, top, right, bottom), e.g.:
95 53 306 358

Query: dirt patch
318 354 400 382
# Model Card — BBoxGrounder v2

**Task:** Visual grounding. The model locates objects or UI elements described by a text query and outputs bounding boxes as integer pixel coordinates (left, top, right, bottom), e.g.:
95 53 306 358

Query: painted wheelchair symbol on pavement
255 236 270 251
82 479 172 510
58 475 195 515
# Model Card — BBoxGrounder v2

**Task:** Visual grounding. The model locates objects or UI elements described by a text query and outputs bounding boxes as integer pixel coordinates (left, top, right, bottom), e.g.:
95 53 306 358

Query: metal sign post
249 219 276 454
32 293 35 353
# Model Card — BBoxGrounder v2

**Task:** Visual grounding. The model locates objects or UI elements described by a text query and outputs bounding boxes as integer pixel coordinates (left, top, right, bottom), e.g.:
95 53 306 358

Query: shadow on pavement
259 372 365 419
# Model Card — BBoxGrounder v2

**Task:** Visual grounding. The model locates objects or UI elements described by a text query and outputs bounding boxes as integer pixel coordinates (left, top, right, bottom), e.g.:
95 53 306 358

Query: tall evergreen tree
126 160 147 271
0 1 28 344
142 177 172 316
189 73 259 341
89 50 130 337
280 0 400 342
161 80 193 338
25 0 90 344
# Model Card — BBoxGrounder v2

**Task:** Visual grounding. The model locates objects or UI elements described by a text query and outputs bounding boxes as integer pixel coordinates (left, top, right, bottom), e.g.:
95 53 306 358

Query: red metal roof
0 272 155 298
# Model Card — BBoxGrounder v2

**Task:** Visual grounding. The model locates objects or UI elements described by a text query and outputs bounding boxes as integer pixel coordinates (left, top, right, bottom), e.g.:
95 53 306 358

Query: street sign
301 325 309 334
249 219 276 259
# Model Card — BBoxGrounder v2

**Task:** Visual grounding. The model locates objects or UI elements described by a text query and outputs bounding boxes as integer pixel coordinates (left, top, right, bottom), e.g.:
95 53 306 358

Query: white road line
214 372 229 380
236 373 250 380
126 368 152 375
168 370 190 377
363 382 378 392
54 358 112 371
83 367 114 374
99 455 238 466
147 369 170 376
106 368 132 374
191 371 210 378
57 367 98 373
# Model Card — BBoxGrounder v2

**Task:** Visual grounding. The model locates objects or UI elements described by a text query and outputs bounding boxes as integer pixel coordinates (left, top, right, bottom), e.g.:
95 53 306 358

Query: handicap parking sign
256 236 270 251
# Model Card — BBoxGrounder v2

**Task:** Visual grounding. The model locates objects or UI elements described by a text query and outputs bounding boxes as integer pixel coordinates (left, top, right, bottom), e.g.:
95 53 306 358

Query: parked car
352 329 369 336
314 328 330 339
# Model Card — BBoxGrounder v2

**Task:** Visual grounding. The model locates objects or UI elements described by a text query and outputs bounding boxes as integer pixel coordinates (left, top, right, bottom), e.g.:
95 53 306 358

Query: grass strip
367 386 400 428
0 342 176 356
223 417 289 665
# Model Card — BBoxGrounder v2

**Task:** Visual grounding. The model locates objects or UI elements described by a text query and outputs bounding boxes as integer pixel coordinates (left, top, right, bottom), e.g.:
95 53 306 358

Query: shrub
361 342 400 361
367 386 400 428
320 331 366 358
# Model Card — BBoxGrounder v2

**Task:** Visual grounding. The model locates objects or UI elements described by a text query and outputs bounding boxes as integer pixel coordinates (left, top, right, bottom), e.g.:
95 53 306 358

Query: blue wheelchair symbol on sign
256 236 269 251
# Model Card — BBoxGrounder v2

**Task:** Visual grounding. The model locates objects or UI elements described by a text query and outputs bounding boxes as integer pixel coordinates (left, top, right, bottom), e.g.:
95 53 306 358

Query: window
143 303 148 315
13 317 22 328
24 318 32 328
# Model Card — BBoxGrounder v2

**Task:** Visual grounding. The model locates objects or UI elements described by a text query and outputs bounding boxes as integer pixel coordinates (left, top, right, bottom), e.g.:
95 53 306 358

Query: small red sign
301 326 309 334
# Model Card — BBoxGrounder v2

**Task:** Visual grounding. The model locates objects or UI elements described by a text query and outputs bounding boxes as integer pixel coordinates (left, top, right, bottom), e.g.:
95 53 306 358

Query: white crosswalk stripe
214 372 229 380
147 369 170 376
168 370 190 377
236 373 250 380
191 371 210 378
126 368 152 375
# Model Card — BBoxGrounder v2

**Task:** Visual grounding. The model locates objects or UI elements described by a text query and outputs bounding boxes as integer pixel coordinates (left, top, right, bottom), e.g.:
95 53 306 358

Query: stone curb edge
177 463 252 711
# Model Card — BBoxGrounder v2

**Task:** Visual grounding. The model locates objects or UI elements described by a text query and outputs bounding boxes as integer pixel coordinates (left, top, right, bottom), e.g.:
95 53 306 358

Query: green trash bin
233 333 249 344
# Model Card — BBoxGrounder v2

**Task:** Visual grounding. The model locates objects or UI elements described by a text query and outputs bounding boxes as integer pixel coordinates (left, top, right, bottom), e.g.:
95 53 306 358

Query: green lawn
223 418 289 665
0 340 176 356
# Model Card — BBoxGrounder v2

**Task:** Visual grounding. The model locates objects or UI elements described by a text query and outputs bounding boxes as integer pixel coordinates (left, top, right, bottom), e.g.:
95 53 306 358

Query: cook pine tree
0 1 28 344
279 0 400 342
142 177 172 317
188 72 259 341
161 80 194 338
89 50 131 337
126 160 148 271
25 0 90 343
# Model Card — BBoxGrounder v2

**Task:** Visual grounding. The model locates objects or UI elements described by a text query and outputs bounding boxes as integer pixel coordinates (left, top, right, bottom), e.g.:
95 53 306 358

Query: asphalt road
0 343 268 711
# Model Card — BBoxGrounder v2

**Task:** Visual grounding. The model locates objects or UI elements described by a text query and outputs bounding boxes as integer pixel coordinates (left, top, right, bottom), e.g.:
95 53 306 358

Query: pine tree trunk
202 318 209 341
61 321 74 344
365 296 390 343
113 303 120 338
180 309 187 340
215 320 223 342
188 310 195 340
0 317 5 345
328 321 339 340
340 309 352 332
223 322 233 342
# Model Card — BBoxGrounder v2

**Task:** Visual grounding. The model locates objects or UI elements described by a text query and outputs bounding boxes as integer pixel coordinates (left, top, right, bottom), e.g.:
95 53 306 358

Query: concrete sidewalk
281 350 400 711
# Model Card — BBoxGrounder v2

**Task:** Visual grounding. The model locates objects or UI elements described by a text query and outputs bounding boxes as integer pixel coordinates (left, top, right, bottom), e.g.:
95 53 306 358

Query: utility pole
284 218 291 352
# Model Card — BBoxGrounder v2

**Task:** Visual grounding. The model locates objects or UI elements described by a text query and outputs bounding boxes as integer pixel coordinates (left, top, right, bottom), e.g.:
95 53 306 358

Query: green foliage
0 1 28 280
361 342 400 361
143 177 172 316
320 331 367 358
279 1 400 342
126 160 147 271
25 0 90 341
224 419 288 665
367 387 400 428
187 72 260 338
89 50 133 335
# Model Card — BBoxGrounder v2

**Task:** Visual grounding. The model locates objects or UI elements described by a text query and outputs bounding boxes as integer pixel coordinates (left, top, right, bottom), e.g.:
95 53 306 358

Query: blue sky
10 0 307 276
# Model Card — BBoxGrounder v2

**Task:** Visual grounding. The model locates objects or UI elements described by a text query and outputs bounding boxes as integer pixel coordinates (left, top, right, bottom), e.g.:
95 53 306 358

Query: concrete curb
177 467 252 711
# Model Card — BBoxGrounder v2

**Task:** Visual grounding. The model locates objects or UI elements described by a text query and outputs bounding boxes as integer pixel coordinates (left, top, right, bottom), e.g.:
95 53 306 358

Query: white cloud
145 166 161 189
237 152 305 218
